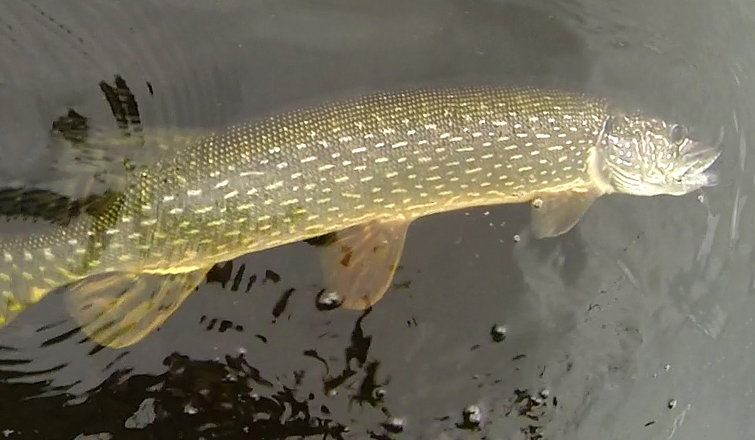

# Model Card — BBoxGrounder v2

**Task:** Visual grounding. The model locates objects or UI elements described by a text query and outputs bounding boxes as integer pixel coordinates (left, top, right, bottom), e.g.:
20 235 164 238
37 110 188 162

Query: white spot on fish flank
187 189 202 197
206 219 226 227
239 171 264 177
265 181 284 190
43 248 54 261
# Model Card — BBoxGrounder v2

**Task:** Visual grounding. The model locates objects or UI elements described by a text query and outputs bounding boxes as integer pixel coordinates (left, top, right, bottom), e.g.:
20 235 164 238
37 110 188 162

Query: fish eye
669 124 686 145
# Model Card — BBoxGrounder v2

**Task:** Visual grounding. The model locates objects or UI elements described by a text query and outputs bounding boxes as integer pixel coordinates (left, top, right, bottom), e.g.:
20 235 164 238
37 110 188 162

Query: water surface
0 0 751 439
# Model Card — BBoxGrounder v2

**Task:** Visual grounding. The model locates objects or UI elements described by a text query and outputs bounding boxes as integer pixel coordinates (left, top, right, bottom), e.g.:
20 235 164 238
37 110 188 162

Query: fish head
598 114 723 196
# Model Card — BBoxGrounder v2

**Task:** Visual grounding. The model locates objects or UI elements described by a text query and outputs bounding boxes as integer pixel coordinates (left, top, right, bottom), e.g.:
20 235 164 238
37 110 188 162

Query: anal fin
530 188 601 239
312 219 410 310
64 267 211 348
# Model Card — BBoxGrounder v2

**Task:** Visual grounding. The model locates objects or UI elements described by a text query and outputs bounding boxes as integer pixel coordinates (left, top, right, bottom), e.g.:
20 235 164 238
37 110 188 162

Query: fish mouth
678 128 724 188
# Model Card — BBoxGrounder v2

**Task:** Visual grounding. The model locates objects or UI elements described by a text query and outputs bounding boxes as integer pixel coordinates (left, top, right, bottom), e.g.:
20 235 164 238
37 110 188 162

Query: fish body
0 86 721 347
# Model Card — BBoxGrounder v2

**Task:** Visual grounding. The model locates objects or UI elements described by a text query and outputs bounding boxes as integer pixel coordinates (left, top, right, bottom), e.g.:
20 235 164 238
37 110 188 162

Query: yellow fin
530 188 600 238
313 219 410 310
64 267 211 348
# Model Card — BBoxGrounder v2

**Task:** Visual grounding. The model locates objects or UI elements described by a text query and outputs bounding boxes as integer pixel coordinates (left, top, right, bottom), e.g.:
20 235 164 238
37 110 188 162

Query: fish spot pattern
0 86 609 327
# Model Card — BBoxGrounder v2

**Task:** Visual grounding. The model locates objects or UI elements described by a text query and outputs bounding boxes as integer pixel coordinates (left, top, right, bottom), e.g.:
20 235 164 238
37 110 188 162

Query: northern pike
0 86 722 348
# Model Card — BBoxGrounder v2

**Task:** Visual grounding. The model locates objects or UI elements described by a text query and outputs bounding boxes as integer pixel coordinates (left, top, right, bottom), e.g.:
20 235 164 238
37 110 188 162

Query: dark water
0 1 751 439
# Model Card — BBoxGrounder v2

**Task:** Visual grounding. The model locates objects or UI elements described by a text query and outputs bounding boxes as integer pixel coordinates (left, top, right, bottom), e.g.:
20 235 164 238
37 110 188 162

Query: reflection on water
0 0 751 439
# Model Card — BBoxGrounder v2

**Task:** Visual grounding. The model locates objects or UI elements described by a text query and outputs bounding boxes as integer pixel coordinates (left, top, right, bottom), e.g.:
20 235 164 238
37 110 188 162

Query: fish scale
94 86 607 271
0 85 721 347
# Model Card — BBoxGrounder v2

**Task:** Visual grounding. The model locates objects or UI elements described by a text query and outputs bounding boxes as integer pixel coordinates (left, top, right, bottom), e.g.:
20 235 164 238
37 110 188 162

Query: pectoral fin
64 267 211 348
309 219 410 310
530 188 601 239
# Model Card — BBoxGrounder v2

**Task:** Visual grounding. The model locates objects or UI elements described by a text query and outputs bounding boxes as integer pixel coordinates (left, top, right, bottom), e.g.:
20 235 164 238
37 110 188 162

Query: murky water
0 0 752 439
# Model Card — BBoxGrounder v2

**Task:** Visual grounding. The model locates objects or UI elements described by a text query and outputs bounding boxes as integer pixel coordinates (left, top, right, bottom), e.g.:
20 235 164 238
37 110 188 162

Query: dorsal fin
99 74 143 134
51 109 90 144
46 75 203 189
